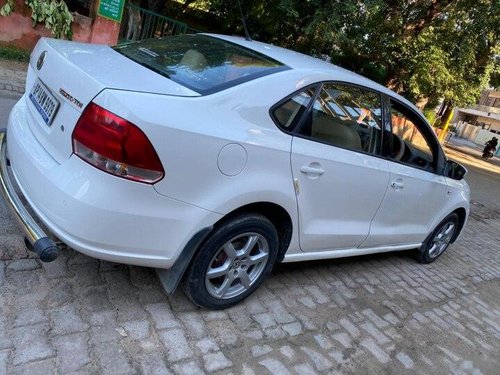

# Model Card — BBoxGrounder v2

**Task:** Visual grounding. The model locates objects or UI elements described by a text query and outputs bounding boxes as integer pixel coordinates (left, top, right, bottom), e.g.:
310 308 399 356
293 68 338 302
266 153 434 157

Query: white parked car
0 34 469 309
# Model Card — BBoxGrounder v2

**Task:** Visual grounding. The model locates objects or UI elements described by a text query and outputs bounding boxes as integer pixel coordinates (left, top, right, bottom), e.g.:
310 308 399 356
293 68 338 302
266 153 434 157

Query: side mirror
445 160 467 181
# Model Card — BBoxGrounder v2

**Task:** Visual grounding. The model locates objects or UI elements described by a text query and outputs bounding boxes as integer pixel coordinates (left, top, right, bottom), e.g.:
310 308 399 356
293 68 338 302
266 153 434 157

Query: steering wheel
392 134 405 161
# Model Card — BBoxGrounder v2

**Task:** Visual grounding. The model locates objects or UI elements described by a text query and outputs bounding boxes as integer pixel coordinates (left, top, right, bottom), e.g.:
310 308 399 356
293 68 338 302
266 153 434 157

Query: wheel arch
210 202 293 263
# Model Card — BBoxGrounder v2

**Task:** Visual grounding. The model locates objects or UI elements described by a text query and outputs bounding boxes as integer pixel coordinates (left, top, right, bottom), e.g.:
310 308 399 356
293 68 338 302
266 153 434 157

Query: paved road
0 95 499 374
0 95 18 130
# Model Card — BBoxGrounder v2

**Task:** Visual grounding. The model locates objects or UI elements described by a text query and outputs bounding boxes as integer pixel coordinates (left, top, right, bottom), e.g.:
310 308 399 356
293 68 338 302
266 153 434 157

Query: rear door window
296 83 383 155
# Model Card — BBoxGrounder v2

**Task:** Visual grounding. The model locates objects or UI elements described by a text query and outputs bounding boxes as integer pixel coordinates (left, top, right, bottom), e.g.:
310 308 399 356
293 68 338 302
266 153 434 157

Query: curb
0 82 25 98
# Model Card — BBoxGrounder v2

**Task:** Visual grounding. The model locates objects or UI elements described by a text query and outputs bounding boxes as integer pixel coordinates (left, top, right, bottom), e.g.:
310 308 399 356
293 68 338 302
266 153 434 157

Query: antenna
236 0 252 41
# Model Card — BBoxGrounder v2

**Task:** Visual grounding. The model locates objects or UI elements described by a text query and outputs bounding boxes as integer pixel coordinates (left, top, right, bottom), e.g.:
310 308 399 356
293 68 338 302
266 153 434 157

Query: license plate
29 79 59 125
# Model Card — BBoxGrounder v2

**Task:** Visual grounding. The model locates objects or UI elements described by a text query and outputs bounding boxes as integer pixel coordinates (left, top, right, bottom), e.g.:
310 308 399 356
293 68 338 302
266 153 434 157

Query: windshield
114 35 288 95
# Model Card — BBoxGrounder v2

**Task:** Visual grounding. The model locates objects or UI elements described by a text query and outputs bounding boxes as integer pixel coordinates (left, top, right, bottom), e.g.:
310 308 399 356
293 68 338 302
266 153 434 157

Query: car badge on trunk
36 51 47 70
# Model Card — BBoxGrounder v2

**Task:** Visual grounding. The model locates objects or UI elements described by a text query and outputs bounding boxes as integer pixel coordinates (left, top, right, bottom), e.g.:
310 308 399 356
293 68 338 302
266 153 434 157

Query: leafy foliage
0 0 73 39
0 0 15 16
185 0 499 107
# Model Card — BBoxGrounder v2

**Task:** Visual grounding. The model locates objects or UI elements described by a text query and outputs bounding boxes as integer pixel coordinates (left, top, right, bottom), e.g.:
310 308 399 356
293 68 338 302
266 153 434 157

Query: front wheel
415 213 458 264
184 214 279 309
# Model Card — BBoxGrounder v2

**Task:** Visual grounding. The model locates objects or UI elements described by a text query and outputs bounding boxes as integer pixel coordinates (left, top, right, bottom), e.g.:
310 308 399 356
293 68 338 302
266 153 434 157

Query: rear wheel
415 213 458 263
184 214 279 309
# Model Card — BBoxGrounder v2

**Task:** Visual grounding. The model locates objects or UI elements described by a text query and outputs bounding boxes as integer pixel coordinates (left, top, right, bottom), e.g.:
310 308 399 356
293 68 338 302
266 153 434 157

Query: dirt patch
0 58 28 89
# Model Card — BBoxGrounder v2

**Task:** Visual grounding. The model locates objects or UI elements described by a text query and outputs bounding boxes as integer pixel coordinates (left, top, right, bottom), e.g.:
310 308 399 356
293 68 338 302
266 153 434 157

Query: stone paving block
138 353 173 374
13 306 48 327
41 255 72 279
158 328 193 362
265 301 296 324
206 320 240 347
0 319 11 350
226 305 255 331
282 322 303 336
9 358 56 375
89 311 122 343
70 263 103 287
0 350 9 375
252 312 277 329
146 303 180 330
360 338 390 364
172 360 204 375
203 351 233 372
251 344 273 358
53 332 91 373
301 346 333 371
6 259 40 272
12 324 54 365
258 357 292 375
195 338 219 355
123 320 151 340
263 326 287 341
279 345 295 360
178 312 207 339
396 352 414 369
294 362 318 375
7 270 42 296
92 339 134 375
45 282 74 308
50 304 88 335
79 286 114 314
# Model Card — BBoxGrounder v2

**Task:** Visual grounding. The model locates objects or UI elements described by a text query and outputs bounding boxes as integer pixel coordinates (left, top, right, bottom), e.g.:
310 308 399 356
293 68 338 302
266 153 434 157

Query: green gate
121 4 189 42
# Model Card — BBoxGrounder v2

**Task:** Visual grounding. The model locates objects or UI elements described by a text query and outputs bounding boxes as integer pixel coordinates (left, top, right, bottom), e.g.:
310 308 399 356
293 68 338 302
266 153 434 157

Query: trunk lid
24 38 198 164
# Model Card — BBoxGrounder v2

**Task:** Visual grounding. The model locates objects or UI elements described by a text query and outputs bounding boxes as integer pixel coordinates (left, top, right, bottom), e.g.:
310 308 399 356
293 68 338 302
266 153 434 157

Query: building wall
479 90 500 108
0 0 119 50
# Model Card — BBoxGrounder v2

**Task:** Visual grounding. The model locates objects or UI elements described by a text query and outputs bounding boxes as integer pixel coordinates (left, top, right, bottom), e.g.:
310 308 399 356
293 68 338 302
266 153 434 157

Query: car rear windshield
114 35 288 95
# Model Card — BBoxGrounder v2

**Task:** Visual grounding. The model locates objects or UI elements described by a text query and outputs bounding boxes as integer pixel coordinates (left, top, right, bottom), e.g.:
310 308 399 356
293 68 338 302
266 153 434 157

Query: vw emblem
36 51 46 70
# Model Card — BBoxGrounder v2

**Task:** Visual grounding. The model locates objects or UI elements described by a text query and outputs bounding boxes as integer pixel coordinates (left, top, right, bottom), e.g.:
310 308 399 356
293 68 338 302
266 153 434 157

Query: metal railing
121 4 189 42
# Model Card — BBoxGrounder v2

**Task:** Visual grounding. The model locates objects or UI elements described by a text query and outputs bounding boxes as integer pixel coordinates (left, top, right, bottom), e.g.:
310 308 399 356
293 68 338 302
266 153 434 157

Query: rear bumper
4 98 222 268
0 130 60 261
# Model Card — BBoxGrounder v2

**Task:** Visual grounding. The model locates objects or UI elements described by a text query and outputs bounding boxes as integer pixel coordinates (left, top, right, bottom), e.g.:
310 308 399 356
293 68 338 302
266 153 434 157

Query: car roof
205 33 419 113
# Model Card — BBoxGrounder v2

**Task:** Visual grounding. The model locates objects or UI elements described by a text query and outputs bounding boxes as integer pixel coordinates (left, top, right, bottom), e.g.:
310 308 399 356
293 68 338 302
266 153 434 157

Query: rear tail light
72 103 164 184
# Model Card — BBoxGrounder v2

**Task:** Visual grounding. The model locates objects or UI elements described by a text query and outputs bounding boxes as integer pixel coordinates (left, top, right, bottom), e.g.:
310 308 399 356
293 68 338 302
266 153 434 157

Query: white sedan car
0 34 469 309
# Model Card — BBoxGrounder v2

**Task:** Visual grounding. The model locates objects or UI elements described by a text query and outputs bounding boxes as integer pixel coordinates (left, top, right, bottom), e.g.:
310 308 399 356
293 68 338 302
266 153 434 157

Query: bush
0 44 30 62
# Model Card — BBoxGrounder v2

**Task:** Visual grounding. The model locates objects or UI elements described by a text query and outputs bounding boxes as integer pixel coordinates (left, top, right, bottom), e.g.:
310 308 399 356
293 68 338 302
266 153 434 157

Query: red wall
0 0 119 51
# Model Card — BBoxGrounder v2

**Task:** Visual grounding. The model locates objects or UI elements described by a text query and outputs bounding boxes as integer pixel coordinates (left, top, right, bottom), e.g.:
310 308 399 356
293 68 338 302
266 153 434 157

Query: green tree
189 0 499 108
0 0 73 39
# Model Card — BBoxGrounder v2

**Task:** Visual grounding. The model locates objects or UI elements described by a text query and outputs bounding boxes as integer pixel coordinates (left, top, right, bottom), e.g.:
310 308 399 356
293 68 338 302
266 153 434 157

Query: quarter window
273 88 315 129
387 100 435 171
297 83 383 154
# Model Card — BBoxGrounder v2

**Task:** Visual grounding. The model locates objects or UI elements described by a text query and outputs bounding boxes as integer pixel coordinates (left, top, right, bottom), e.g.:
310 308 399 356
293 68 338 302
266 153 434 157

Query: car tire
184 214 279 309
415 213 459 264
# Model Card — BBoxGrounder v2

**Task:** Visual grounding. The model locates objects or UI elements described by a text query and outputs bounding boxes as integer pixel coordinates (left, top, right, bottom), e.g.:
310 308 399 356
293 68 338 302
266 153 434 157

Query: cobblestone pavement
1 180 499 374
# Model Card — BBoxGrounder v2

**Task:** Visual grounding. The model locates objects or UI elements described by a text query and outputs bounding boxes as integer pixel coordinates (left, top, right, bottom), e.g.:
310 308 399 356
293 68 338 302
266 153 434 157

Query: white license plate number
29 79 59 125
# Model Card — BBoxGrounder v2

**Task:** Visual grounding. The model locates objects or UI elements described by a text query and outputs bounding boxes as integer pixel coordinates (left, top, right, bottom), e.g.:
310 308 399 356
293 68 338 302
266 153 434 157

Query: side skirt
282 243 422 263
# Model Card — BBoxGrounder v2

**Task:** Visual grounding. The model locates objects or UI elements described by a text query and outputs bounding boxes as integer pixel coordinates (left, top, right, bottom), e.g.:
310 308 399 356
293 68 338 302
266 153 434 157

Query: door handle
390 179 405 189
300 166 325 175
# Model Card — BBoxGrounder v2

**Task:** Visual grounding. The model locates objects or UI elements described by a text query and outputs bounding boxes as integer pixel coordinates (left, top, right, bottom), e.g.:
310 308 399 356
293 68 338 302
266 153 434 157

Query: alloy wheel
428 222 455 258
205 232 269 299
